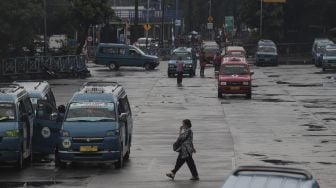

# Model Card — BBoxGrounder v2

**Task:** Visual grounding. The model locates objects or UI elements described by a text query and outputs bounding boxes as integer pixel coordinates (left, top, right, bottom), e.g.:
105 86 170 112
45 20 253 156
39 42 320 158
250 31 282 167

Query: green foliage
0 0 43 57
68 0 114 54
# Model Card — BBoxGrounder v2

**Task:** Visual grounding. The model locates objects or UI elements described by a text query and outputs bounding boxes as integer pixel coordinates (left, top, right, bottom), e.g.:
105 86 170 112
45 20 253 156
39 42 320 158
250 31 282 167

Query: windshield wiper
66 119 93 122
0 116 10 121
97 118 114 122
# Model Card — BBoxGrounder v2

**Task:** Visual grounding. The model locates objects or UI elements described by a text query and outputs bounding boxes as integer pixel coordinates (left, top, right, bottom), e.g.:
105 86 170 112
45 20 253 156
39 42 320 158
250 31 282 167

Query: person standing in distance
166 119 199 181
199 51 206 77
176 56 184 85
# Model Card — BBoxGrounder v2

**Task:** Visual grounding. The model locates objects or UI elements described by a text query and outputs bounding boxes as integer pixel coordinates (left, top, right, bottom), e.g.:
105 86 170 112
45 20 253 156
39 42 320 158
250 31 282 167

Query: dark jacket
177 128 195 158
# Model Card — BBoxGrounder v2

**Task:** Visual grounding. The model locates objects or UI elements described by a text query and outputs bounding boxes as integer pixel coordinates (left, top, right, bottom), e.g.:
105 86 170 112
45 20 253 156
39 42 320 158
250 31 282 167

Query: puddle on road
323 117 336 122
300 123 327 131
288 83 322 87
0 181 62 187
262 159 309 165
317 162 336 165
245 153 267 157
255 98 296 102
276 81 290 85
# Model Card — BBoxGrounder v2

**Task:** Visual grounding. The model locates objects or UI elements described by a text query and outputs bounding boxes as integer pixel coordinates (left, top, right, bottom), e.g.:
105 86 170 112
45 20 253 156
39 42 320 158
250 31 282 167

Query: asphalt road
0 61 335 188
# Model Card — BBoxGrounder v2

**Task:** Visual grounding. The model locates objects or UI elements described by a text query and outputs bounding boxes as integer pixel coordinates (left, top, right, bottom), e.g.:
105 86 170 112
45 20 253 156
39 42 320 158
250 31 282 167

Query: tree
68 0 114 54
0 0 43 57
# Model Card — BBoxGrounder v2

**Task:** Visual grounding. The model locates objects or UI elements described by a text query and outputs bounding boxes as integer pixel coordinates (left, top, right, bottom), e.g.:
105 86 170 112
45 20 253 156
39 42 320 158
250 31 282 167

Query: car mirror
119 113 127 122
250 71 254 75
50 113 58 121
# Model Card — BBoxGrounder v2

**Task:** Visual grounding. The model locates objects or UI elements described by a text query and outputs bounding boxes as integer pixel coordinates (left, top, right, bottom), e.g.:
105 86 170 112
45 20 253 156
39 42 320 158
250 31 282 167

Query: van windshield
0 103 16 121
171 52 192 60
258 46 276 53
65 102 116 122
221 64 249 75
132 46 146 55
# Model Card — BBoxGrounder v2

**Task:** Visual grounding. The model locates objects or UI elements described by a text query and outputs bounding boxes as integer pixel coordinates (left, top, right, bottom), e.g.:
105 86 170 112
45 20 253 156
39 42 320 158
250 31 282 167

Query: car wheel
55 149 67 168
108 62 119 71
124 145 130 161
246 92 252 99
144 63 151 70
217 90 222 98
16 148 24 169
115 146 124 169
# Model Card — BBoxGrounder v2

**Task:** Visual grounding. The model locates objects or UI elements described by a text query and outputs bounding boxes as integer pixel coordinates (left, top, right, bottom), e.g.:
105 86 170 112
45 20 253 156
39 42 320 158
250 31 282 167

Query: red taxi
217 60 253 99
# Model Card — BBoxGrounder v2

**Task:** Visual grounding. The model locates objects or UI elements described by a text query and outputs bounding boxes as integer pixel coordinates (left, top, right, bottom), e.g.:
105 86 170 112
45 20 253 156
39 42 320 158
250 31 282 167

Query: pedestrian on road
214 52 221 73
199 51 206 77
176 57 184 85
166 119 199 181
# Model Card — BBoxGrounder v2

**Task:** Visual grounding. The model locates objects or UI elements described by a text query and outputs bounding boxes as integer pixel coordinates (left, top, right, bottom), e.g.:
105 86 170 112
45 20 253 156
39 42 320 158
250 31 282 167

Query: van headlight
4 130 19 137
62 139 71 149
220 82 227 86
61 130 70 137
243 81 250 86
106 130 119 136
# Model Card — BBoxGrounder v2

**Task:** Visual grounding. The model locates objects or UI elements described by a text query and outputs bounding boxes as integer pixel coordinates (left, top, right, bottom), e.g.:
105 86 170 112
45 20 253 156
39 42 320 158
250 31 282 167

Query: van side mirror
119 113 127 122
50 113 58 121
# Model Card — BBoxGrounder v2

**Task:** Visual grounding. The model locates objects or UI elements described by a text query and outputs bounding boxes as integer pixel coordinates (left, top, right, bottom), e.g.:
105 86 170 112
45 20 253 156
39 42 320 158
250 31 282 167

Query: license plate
80 146 98 152
230 86 240 90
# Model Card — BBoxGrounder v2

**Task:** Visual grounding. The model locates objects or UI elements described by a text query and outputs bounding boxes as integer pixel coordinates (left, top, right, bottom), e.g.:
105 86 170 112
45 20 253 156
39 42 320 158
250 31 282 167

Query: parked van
221 166 320 188
321 44 336 71
0 84 35 168
56 82 133 168
14 81 61 157
312 38 334 67
95 43 160 70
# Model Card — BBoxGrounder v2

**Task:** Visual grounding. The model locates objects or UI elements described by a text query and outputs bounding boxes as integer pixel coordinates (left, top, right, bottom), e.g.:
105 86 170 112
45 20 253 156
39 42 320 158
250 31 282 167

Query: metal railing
0 55 88 77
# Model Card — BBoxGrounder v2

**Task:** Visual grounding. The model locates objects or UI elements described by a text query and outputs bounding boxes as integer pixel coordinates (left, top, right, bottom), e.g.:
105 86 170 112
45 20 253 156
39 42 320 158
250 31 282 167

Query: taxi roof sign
84 87 105 94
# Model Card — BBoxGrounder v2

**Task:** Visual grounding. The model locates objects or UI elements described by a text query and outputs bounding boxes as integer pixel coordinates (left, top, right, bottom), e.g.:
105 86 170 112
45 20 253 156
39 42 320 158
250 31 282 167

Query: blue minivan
95 43 160 70
56 82 133 168
0 84 35 168
168 47 197 77
14 81 62 157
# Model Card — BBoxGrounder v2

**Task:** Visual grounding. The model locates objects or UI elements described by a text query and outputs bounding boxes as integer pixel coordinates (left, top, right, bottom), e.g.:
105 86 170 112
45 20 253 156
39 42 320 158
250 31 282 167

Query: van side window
18 101 27 118
118 101 125 115
129 49 138 56
47 91 56 107
100 47 117 55
118 48 126 55
121 97 131 115
23 98 33 115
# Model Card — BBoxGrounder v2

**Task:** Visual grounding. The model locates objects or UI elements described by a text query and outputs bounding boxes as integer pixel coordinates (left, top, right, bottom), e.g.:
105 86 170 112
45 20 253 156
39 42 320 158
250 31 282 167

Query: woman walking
176 56 184 85
166 119 199 180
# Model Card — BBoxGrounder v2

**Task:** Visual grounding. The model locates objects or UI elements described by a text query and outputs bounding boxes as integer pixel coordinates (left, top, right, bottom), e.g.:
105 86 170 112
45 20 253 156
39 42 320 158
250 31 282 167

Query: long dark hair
183 119 192 128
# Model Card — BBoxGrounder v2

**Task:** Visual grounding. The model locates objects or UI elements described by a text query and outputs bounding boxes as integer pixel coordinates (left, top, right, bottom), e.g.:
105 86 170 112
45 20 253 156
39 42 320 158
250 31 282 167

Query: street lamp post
260 0 263 37
146 0 150 48
43 0 48 55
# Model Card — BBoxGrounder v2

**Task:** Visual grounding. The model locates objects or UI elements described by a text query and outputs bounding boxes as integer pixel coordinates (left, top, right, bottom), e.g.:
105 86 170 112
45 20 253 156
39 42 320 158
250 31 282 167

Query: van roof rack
0 84 24 94
233 166 313 180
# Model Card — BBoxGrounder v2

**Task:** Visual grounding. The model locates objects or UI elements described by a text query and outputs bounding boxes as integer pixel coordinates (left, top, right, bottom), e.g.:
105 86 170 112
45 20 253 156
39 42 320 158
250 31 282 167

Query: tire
55 149 67 168
246 92 252 99
124 145 130 161
108 62 119 71
217 90 222 98
144 63 151 70
114 146 124 169
16 148 24 169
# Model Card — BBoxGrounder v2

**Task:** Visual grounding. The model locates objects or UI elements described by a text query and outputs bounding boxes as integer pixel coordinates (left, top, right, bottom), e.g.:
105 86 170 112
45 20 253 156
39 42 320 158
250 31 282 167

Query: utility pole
43 0 48 55
260 0 263 37
146 0 150 48
160 0 165 47
134 0 139 44
174 0 178 46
